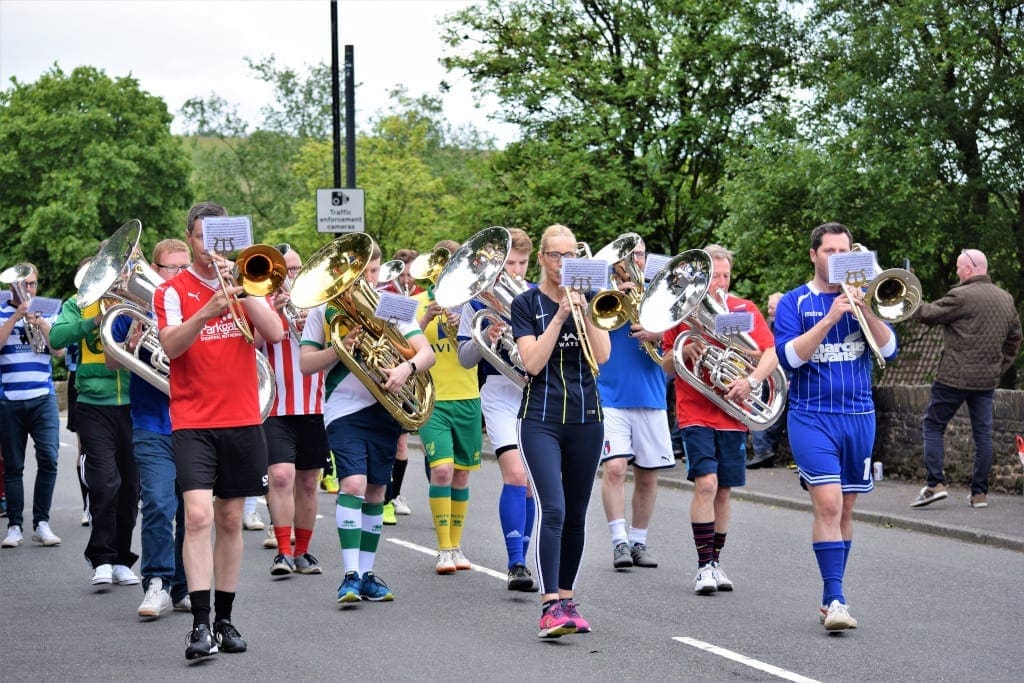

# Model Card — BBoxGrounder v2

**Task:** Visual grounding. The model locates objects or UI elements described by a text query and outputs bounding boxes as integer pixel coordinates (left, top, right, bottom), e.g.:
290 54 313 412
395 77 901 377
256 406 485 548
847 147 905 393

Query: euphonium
588 232 662 364
409 246 457 339
1 263 49 353
433 226 530 388
841 243 923 369
290 233 435 431
81 219 276 419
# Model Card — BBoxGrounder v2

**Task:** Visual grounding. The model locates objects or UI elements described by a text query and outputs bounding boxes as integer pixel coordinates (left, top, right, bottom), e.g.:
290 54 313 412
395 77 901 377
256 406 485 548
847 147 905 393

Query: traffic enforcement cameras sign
316 188 365 233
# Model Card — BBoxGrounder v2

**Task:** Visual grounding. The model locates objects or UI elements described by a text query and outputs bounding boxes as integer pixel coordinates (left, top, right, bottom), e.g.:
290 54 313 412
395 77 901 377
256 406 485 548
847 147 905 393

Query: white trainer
693 564 717 595
392 494 412 516
138 578 172 618
263 525 278 549
112 564 140 585
823 599 858 631
173 594 192 612
710 562 733 591
243 511 266 531
91 563 113 585
435 549 456 575
32 521 61 546
80 509 91 527
451 547 472 571
2 525 24 548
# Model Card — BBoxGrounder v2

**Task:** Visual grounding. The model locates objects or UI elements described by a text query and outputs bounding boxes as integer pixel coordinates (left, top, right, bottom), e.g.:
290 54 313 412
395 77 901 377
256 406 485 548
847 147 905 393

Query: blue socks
813 540 847 606
499 484 528 568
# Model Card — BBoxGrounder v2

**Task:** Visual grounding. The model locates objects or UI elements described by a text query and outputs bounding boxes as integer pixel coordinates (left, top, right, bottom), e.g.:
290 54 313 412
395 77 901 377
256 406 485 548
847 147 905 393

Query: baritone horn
289 233 435 431
433 226 530 388
1 263 49 353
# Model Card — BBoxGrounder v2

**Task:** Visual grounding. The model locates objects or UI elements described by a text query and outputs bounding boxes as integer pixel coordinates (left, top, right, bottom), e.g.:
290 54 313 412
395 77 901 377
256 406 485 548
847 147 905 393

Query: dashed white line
673 637 820 683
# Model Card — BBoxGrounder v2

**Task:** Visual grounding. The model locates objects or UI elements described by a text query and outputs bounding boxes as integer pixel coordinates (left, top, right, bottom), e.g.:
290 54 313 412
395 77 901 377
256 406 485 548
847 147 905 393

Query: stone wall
874 386 1024 494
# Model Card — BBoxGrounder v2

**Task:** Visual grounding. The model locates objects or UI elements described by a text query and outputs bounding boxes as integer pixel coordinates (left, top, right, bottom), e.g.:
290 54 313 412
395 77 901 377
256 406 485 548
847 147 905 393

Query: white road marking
673 637 820 683
387 537 507 581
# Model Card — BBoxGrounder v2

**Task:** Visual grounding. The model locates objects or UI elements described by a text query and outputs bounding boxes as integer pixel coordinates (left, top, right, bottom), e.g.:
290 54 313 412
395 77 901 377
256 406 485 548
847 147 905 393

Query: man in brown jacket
910 248 1022 509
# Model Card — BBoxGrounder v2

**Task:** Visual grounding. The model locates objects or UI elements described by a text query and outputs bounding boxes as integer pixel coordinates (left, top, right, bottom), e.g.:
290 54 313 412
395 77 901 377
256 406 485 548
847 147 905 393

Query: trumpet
409 246 458 339
841 243 923 369
1 263 49 353
561 240 600 376
588 233 662 364
290 233 435 430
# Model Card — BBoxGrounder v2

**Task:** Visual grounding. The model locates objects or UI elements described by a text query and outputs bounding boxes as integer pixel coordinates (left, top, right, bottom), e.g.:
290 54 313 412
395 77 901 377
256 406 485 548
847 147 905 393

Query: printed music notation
828 251 876 286
375 292 418 324
201 216 254 254
561 258 610 292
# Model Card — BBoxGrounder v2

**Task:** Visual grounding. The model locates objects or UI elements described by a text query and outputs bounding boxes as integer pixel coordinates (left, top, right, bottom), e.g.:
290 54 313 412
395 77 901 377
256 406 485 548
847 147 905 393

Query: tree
0 65 191 299
440 0 800 255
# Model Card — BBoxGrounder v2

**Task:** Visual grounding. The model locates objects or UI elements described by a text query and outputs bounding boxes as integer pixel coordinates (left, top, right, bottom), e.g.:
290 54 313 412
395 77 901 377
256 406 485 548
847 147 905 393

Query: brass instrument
841 243 923 369
1 263 49 353
378 259 406 291
433 227 530 388
561 241 600 376
290 233 435 431
588 233 662 364
409 247 456 339
637 249 786 431
80 219 276 420
209 244 288 344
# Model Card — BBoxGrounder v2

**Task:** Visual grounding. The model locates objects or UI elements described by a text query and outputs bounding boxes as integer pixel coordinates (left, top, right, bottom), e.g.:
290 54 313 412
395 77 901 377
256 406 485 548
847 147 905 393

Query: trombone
562 240 600 377
210 244 289 344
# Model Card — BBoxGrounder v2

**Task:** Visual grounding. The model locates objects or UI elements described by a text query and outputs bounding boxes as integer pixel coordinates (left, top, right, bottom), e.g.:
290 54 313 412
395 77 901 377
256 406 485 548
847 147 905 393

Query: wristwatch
746 376 762 392
407 360 417 374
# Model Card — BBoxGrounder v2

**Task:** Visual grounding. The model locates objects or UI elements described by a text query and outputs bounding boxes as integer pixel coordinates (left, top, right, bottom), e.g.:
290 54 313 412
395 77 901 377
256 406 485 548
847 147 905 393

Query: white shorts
480 374 522 453
601 406 676 470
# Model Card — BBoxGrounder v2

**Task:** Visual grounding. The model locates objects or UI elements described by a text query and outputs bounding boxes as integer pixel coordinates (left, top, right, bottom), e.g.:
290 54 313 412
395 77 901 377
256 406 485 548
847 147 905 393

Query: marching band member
662 244 776 596
511 224 610 638
260 244 329 578
416 239 482 575
154 201 284 659
455 228 538 591
300 242 435 605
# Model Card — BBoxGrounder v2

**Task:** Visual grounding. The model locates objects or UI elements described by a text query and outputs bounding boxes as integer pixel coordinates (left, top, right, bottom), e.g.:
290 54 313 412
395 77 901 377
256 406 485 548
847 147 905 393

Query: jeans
922 382 995 495
0 395 60 530
134 428 186 598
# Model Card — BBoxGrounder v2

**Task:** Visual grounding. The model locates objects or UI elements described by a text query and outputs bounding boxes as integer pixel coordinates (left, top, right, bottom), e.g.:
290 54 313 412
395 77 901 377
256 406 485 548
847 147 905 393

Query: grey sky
0 0 516 143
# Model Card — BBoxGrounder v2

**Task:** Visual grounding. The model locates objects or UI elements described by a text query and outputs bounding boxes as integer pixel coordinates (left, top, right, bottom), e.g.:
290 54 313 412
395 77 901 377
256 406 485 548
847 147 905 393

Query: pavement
463 437 1024 554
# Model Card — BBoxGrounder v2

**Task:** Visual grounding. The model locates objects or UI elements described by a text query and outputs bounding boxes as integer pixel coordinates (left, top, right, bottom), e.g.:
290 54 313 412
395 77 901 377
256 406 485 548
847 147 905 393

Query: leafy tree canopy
0 64 191 300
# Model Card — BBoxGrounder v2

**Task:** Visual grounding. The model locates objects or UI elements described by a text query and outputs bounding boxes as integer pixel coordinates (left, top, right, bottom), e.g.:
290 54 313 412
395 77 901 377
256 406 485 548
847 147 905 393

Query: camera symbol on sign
331 191 349 206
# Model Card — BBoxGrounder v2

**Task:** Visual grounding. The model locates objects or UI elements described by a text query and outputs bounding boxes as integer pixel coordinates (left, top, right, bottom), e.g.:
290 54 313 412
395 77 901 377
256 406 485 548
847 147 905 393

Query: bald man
910 248 1021 509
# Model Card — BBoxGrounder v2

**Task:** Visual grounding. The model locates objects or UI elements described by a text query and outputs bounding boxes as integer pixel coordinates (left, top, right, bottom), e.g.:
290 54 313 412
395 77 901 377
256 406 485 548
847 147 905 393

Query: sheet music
202 216 254 253
643 253 671 281
828 251 876 286
375 292 418 324
561 258 609 292
713 311 754 336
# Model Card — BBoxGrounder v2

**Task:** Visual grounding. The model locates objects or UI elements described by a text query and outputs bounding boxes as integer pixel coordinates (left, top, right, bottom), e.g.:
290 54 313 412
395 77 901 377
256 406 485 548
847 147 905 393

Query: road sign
316 188 365 233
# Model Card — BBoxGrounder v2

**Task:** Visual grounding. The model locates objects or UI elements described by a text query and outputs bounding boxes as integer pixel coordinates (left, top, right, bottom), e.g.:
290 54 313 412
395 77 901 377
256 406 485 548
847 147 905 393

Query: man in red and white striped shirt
260 244 330 578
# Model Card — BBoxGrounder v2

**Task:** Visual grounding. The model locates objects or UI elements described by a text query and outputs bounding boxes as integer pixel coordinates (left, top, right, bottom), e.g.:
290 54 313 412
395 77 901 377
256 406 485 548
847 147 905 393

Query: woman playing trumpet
510 223 610 638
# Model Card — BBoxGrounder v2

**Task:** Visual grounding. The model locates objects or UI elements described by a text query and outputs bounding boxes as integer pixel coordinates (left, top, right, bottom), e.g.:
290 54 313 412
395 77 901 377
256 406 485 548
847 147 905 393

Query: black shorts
66 370 78 433
173 426 269 498
262 414 330 470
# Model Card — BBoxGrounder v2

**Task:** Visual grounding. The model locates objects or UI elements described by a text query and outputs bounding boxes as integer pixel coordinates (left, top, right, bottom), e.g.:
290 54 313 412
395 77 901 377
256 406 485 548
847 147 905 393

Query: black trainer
271 553 295 576
507 564 536 592
213 619 247 653
185 624 218 660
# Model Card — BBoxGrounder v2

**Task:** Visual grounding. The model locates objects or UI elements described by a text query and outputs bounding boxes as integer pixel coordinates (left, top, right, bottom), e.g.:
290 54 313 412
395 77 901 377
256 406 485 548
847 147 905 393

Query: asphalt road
2 422 1022 682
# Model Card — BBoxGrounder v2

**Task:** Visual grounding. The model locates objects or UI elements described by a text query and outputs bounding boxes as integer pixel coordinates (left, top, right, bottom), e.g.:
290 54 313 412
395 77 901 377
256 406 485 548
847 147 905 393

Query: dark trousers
78 403 139 568
922 382 995 495
517 419 603 595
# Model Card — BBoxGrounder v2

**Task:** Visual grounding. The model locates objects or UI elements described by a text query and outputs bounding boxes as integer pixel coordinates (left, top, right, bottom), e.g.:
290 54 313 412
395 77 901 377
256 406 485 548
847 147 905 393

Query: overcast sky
0 0 517 144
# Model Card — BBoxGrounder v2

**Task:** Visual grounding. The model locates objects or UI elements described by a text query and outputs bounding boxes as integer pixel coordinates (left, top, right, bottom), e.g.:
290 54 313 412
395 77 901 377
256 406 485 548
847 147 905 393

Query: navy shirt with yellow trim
510 287 602 424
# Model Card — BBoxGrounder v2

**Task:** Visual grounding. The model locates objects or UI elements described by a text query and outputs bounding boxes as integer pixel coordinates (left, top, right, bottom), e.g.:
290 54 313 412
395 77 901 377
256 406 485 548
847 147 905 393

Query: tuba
434 226 530 388
1 263 49 353
638 250 787 432
81 220 276 420
290 233 435 431
841 243 923 369
587 233 662 364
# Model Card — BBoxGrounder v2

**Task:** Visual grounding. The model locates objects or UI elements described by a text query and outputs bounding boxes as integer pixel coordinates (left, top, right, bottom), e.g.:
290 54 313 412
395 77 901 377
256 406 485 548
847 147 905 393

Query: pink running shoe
538 601 577 638
560 599 591 634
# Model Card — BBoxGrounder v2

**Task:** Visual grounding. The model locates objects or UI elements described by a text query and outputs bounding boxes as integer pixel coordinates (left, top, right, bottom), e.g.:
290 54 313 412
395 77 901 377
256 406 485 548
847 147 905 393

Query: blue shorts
787 410 875 494
681 426 746 488
326 403 403 486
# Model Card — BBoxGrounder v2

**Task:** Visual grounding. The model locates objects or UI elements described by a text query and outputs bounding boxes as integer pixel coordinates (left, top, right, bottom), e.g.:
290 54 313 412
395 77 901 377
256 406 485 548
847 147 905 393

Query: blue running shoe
337 571 362 604
360 572 394 602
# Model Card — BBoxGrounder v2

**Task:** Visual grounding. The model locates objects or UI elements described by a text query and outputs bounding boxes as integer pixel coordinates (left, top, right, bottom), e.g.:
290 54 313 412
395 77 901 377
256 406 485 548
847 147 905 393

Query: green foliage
0 65 192 300
441 0 801 256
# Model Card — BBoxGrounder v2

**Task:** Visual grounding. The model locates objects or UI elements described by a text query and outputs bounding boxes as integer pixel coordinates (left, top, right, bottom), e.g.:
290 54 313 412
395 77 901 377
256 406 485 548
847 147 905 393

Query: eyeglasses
287 266 301 274
543 251 576 262
960 249 977 267
155 263 190 274
24 281 39 287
